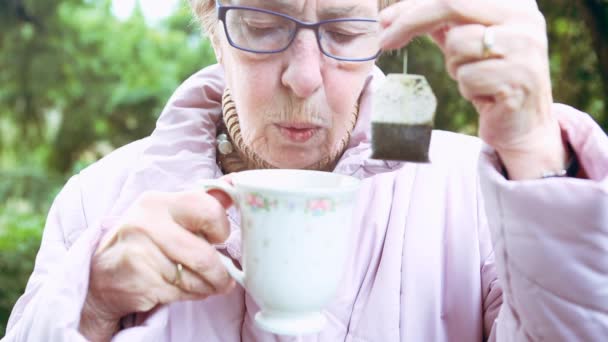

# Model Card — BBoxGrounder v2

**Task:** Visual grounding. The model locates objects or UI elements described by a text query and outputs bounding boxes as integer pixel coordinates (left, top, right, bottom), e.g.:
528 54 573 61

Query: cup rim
232 169 360 195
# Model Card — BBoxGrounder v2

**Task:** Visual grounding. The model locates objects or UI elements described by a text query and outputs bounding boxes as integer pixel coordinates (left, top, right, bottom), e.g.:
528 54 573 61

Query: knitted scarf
217 88 359 173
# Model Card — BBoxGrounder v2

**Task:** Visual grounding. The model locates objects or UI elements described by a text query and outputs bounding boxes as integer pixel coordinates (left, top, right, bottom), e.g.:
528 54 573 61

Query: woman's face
214 0 377 169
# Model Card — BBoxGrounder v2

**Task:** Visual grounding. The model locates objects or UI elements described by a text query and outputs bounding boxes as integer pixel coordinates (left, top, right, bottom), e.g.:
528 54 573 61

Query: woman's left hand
379 0 569 180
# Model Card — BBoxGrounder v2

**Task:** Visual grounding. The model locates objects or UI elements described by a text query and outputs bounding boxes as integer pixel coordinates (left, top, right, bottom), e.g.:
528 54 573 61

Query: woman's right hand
79 189 236 340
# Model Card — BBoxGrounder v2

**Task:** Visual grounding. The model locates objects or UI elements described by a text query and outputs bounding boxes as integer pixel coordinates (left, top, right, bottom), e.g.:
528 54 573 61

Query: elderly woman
5 0 608 341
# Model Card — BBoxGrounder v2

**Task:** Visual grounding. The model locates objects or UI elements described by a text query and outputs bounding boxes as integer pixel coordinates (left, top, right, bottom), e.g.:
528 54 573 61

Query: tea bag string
403 48 408 74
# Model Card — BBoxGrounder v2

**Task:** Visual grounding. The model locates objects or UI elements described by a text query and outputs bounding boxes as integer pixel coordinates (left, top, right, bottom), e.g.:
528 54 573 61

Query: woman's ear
210 31 223 65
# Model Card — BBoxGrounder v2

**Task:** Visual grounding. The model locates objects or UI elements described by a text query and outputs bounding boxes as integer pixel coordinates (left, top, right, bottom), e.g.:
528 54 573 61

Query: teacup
201 169 360 335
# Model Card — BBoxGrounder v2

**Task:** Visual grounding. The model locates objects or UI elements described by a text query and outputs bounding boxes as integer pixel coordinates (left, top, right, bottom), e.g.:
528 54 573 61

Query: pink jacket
4 65 608 341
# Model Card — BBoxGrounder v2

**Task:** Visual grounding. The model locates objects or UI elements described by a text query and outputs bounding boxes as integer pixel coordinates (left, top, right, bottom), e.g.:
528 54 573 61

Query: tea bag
371 50 437 162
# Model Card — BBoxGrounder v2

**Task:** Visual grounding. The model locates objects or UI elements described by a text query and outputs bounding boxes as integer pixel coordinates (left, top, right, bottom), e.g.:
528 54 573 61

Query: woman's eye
248 22 275 29
249 25 278 34
243 19 282 33
327 31 361 44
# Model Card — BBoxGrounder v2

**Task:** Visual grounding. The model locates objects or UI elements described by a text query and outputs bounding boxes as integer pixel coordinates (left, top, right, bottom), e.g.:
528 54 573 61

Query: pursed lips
275 122 323 143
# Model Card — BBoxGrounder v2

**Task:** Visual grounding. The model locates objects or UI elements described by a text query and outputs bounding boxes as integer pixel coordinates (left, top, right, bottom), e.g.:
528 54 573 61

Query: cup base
254 310 327 335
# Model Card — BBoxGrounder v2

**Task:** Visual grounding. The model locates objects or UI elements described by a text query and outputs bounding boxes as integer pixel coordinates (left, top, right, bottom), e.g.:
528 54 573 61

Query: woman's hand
379 0 569 179
79 189 236 340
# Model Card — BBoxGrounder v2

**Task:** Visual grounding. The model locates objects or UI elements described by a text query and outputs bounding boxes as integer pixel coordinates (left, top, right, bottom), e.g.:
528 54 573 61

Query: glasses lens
319 20 381 60
225 9 295 52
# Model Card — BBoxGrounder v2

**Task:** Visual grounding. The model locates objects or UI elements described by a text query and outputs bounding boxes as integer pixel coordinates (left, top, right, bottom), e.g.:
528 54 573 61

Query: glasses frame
216 1 382 62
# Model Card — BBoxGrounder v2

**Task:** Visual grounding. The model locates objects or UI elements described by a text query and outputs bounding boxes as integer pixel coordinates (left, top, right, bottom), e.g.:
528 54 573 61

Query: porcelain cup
201 169 360 335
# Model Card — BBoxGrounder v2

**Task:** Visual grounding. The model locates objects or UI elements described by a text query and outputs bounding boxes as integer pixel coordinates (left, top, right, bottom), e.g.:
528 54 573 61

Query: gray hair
189 0 400 36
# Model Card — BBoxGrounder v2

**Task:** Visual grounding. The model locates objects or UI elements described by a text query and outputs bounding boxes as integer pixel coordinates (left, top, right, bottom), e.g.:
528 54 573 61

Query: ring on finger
482 26 497 58
173 263 184 286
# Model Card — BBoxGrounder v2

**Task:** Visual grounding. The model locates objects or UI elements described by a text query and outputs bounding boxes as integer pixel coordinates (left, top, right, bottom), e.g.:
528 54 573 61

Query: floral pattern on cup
306 198 335 217
244 193 337 216
246 193 278 211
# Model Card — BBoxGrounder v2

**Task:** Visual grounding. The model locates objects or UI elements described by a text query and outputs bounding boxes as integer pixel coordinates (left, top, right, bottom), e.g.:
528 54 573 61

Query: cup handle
199 179 245 287
217 253 245 287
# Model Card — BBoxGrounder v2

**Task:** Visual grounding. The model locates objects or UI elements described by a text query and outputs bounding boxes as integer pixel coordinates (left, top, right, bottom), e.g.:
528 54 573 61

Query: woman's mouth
276 123 321 143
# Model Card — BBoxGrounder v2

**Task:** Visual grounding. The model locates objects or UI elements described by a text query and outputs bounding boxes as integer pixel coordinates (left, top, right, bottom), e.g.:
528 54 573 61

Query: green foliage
0 202 45 336
0 0 216 174
541 0 607 129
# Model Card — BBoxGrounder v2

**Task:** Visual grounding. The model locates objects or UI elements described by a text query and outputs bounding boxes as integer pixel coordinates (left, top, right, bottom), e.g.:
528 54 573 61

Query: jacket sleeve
3 175 103 341
3 64 227 341
479 104 608 341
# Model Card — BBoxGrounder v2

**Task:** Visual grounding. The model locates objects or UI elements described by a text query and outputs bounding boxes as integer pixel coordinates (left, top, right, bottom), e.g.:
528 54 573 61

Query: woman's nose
281 30 323 99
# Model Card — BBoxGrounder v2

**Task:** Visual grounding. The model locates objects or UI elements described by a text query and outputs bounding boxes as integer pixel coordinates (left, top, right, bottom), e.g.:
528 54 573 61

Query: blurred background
0 0 606 335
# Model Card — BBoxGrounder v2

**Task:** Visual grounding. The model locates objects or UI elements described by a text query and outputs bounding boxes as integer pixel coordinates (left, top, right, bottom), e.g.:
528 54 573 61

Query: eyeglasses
216 2 382 62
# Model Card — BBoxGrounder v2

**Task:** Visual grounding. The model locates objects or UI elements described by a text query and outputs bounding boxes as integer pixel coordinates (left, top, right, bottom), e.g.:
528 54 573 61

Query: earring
217 133 234 155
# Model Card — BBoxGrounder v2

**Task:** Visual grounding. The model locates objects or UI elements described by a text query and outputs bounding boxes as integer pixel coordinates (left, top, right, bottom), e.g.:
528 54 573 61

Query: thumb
205 175 235 209
206 190 233 209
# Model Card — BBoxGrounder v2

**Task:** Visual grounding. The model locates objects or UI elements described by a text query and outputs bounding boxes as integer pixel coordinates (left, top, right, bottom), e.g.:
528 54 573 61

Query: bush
0 201 45 337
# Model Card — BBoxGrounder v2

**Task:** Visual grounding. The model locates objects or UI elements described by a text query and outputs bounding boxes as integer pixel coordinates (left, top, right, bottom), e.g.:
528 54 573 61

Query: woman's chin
264 150 326 170
270 157 323 170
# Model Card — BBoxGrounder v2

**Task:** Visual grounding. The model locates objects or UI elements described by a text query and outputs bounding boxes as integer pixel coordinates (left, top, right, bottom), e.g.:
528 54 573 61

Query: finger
119 219 234 293
379 0 539 50
134 232 214 296
453 57 551 148
169 190 231 244
155 247 235 296
444 24 504 79
378 0 402 28
429 25 451 52
174 264 235 296
444 24 547 79
455 57 542 108
380 0 450 50
155 279 211 306
113 233 208 309
205 175 235 208
206 190 233 209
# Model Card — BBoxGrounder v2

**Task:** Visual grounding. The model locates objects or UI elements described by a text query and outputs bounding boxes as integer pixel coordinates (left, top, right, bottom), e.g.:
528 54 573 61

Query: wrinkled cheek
226 54 283 106
324 67 371 115
247 129 271 154
246 68 278 95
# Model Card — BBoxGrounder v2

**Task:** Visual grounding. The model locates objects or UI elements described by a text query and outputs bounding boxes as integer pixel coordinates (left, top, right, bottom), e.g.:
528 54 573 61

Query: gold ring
482 27 497 58
173 263 183 286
